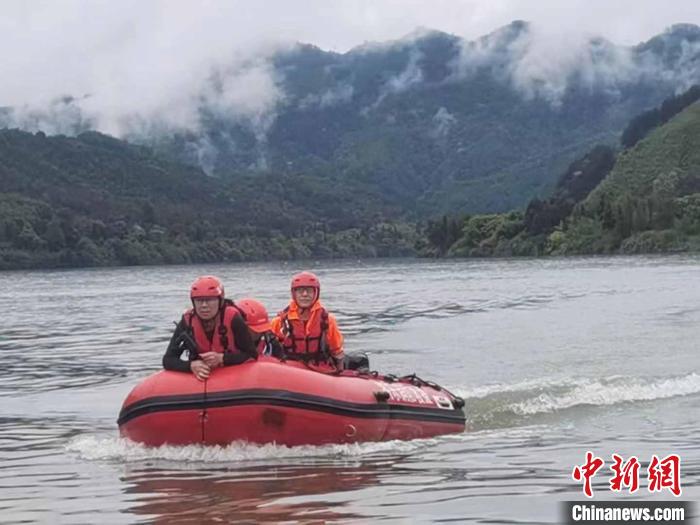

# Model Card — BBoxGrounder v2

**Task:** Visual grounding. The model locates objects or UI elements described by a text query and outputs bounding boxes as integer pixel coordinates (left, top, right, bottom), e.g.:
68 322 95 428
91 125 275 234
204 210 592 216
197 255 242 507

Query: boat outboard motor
344 352 370 372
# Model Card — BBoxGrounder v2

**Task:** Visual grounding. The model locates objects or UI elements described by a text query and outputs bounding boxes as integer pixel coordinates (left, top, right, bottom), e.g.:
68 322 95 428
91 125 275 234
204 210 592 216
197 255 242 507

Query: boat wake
65 373 700 460
453 372 700 429
65 434 442 463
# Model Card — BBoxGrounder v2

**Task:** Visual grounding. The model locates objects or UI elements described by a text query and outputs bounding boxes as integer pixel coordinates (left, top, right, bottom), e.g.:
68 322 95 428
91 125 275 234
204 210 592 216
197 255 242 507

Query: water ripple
1 256 700 523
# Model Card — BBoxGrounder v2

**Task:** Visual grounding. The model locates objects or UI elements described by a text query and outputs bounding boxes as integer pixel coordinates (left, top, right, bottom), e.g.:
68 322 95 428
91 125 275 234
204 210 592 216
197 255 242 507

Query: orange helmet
291 271 320 305
190 275 225 300
236 298 272 333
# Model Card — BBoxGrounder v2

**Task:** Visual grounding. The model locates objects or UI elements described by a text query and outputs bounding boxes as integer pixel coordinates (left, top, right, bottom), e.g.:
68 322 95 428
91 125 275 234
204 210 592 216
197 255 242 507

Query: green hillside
0 131 415 270
2 22 700 270
554 101 700 254
420 89 700 257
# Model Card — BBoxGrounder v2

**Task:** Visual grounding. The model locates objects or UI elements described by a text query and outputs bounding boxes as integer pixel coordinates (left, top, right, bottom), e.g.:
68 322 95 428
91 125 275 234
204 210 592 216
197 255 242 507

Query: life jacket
183 300 242 354
277 305 330 363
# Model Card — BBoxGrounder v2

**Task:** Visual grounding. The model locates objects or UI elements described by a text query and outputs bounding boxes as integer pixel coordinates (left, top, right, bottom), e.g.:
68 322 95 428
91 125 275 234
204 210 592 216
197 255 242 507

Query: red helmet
190 275 225 300
291 271 320 291
236 298 272 333
291 271 320 303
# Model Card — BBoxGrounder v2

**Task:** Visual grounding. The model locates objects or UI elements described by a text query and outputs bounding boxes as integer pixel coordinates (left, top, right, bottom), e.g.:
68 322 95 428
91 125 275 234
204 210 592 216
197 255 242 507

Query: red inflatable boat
118 357 466 447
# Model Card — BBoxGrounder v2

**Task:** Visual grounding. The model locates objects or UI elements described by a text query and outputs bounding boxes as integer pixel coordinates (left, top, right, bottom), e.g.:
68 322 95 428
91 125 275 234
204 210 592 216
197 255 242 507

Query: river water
1 255 699 524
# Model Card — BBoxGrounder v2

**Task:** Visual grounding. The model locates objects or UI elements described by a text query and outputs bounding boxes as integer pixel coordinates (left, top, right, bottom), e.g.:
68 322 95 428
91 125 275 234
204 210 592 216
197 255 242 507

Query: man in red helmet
163 275 257 381
270 271 345 369
236 298 284 358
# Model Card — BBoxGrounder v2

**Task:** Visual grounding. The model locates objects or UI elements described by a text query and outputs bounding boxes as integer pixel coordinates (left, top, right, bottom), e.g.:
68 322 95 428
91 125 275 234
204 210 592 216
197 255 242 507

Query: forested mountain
3 22 699 221
555 100 700 254
0 131 415 269
146 22 700 216
2 22 700 269
423 89 700 257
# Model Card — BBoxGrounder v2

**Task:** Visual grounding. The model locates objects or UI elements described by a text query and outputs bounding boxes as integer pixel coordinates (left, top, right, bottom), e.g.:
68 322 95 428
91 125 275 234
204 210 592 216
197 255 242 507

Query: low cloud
367 48 425 111
386 49 424 94
453 21 700 105
0 96 93 135
0 1 286 150
299 84 355 110
202 59 283 146
0 1 699 164
430 107 457 139
635 29 700 93
183 136 220 177
454 22 642 106
3 55 284 143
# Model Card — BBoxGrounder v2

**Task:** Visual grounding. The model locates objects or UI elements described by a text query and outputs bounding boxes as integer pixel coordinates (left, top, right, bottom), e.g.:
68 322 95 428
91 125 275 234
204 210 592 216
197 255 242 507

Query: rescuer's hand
200 352 224 369
190 360 211 381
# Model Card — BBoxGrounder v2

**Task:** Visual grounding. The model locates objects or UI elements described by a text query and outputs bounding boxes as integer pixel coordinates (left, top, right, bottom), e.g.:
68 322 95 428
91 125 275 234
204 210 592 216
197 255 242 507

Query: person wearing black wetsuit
162 275 256 380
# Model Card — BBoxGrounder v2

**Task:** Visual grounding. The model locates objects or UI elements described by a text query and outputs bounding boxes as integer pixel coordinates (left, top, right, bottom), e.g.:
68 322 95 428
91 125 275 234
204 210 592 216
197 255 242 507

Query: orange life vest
278 306 330 362
183 304 240 354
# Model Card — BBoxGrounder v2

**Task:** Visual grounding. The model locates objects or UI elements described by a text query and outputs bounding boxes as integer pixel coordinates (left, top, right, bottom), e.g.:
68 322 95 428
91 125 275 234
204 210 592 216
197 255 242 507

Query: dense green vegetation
555 101 700 254
621 85 700 148
422 91 700 257
2 24 700 270
0 130 416 270
420 144 618 257
3 89 700 270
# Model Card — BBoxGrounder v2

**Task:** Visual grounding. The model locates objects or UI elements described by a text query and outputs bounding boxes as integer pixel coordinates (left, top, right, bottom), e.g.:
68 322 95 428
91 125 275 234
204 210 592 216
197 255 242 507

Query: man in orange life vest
270 271 345 369
163 276 257 381
236 298 284 358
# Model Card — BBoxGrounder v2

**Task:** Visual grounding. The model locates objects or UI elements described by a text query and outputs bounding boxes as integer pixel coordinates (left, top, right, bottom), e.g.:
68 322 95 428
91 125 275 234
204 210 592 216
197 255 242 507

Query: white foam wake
451 376 578 399
511 373 700 415
65 435 439 463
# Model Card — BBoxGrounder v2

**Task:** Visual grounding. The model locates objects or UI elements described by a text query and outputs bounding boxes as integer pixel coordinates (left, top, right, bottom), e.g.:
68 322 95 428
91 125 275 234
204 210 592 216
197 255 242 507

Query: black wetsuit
162 314 257 372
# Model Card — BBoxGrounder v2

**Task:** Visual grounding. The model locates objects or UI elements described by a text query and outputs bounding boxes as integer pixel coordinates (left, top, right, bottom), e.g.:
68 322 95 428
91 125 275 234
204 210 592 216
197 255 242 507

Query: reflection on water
1 255 699 523
124 462 382 523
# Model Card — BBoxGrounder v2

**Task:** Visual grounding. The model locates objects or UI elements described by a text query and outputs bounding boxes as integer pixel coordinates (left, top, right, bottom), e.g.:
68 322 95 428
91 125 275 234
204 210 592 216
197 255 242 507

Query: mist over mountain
2 22 700 218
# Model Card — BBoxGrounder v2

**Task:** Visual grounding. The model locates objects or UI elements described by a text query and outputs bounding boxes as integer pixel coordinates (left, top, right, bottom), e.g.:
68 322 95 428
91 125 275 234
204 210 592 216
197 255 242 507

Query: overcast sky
231 0 700 51
2 0 700 135
4 0 695 54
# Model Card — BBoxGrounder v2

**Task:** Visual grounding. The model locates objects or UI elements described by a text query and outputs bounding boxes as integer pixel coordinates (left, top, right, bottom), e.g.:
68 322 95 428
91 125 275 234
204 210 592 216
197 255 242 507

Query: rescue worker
163 275 257 381
236 297 284 358
270 271 345 369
